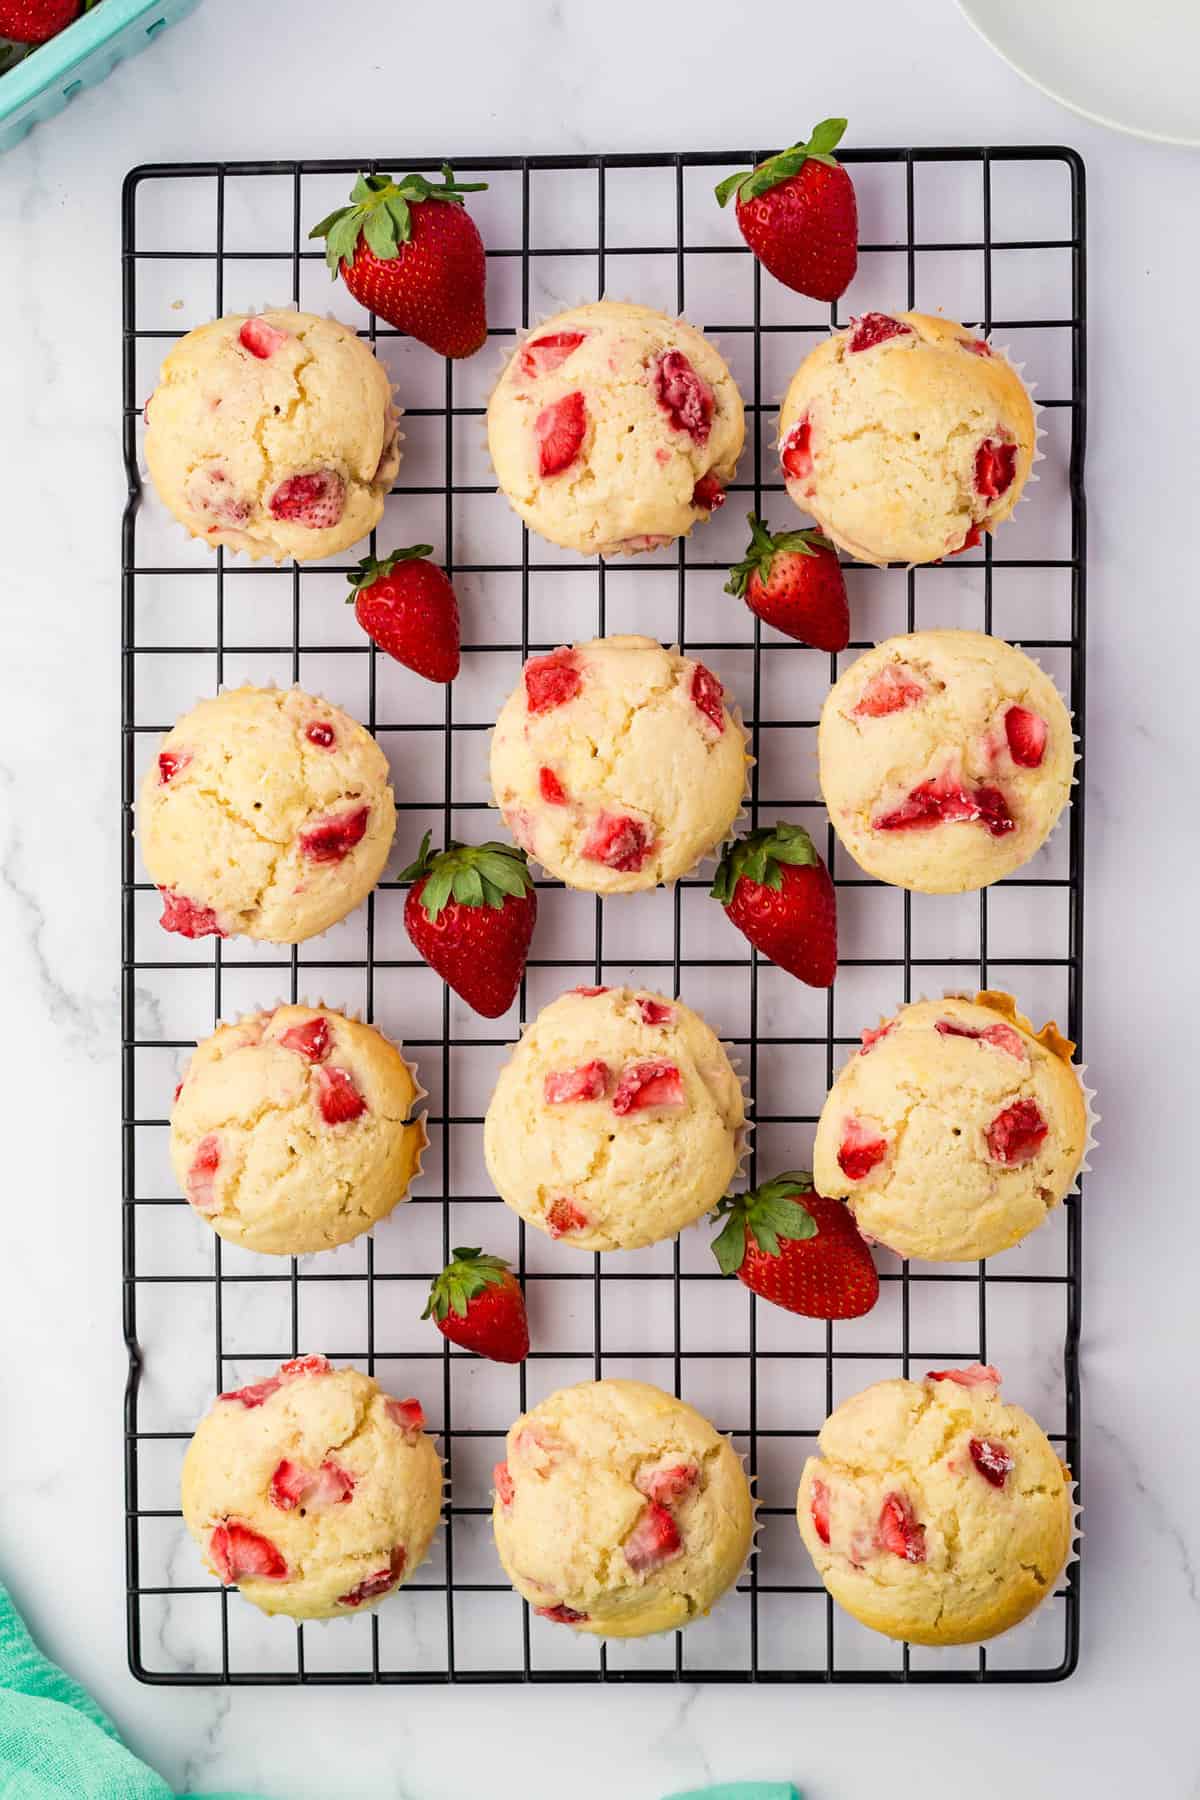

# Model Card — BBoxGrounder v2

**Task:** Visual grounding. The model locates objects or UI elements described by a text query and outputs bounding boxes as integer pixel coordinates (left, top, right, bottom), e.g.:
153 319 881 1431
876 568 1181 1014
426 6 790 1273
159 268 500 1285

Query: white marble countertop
1 1 1197 1794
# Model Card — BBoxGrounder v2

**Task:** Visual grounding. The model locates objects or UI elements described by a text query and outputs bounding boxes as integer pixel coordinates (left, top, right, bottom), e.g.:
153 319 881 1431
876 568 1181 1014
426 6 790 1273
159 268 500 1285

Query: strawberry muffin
492 1379 753 1637
483 985 745 1252
144 310 400 562
797 1367 1074 1645
778 312 1036 565
139 684 396 943
181 1357 442 1621
170 1005 425 1257
486 301 744 557
818 630 1073 892
813 993 1089 1263
489 635 748 894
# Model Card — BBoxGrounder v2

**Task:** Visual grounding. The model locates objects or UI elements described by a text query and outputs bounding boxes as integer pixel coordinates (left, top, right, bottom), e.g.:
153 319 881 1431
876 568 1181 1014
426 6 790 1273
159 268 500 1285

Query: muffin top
487 301 744 556
489 635 748 894
778 311 1036 565
797 1367 1073 1646
812 992 1089 1263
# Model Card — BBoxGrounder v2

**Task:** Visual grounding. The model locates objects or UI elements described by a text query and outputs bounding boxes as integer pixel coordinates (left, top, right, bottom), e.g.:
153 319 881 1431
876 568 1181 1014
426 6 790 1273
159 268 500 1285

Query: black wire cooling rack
121 147 1087 1686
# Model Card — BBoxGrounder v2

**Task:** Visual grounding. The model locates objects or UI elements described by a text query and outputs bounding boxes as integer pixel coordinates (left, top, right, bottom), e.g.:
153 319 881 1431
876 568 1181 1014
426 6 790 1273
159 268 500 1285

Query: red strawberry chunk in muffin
518 330 587 380
546 1198 588 1238
525 647 582 713
611 1060 685 1115
623 1501 683 1573
948 521 983 557
975 437 1017 501
536 391 588 477
385 1397 425 1439
638 997 674 1026
538 766 569 805
653 350 714 443
690 662 726 734
269 469 346 528
985 1098 1048 1165
780 416 813 486
238 317 289 359
878 1493 925 1562
278 1015 331 1063
187 1135 221 1215
969 1436 1015 1489
873 770 1014 838
219 1375 281 1409
544 1060 610 1104
859 1019 896 1055
935 1018 1026 1060
269 1457 355 1512
692 472 726 510
158 750 190 784
299 805 370 863
926 1364 1000 1388
963 337 992 357
210 1521 289 1585
494 1461 515 1507
337 1546 406 1608
853 665 926 718
535 1603 588 1623
581 812 656 872
847 312 914 354
838 1116 887 1181
315 1065 367 1125
1005 705 1048 768
810 1478 831 1545
279 1354 331 1379
637 1462 699 1507
159 888 226 939
186 467 251 525
305 721 337 749
572 985 609 997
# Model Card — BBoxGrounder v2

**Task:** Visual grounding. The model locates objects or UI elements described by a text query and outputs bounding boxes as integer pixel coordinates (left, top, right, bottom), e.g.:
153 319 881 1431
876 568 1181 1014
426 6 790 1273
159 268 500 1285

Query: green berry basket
0 0 199 153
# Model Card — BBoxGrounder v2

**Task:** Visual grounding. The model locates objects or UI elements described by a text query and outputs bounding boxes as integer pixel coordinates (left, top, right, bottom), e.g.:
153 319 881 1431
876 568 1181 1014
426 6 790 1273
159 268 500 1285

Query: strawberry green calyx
400 832 533 921
714 119 849 208
711 1173 817 1275
725 513 835 598
310 166 489 276
711 821 819 905
345 545 435 599
422 1247 512 1322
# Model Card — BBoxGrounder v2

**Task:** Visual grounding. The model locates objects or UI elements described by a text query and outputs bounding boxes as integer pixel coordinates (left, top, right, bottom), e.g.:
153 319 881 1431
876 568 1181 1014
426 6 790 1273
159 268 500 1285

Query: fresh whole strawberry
310 166 488 359
715 119 858 303
422 1247 529 1364
0 0 79 43
726 513 849 652
348 546 460 683
711 1172 878 1320
711 821 837 987
401 834 536 1018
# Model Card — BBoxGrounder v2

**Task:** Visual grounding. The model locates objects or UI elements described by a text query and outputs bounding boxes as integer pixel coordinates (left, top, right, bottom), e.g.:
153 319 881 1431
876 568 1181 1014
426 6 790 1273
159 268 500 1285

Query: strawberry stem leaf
422 1246 512 1321
714 119 849 208
725 513 835 598
711 821 820 905
346 546 436 598
309 165 488 274
711 1173 817 1274
399 836 533 920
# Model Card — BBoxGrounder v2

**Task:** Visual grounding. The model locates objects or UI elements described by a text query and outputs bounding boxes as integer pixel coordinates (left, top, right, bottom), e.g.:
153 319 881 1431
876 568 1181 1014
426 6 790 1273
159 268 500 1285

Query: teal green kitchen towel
666 1789 798 1800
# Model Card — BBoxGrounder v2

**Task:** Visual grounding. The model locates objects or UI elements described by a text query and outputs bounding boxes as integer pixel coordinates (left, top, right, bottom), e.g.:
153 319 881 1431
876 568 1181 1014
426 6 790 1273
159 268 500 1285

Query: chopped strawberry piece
877 1493 925 1563
186 1135 221 1215
538 766 568 805
525 647 582 713
337 1546 406 1608
518 330 586 380
859 1019 896 1054
268 469 346 528
219 1375 282 1409
238 316 289 359
611 1060 685 1115
269 1457 355 1512
546 1198 588 1238
185 466 250 524
315 1065 367 1125
210 1521 289 1584
636 1462 699 1507
535 390 588 477
653 350 714 443
690 662 726 734
544 1060 610 1104
279 1355 330 1378
623 1501 682 1573
975 437 1018 501
935 1018 1025 1060
158 750 190 783
158 888 226 940
385 1396 426 1439
692 471 726 510
963 336 992 357
969 1436 1015 1489
305 721 336 749
985 1098 1048 1165
534 1603 588 1623
975 786 1015 836
494 1461 515 1507
927 1364 1000 1388
580 812 656 872
847 312 913 353
278 1015 331 1063
780 416 813 485
837 1116 887 1181
638 997 674 1027
502 805 535 853
874 773 1014 838
173 1082 183 1102
299 805 370 863
853 664 926 718
1005 705 1048 768
948 521 983 556
571 985 609 997
810 1477 831 1545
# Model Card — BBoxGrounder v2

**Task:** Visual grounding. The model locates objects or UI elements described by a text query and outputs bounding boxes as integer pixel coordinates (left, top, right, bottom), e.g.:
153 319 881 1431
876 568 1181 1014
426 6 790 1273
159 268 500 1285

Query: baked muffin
181 1356 441 1621
818 629 1073 893
778 311 1036 565
487 301 744 556
144 310 400 562
797 1367 1074 1645
492 1379 753 1637
812 993 1089 1263
170 1005 425 1257
139 684 396 943
483 984 744 1252
489 635 748 894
